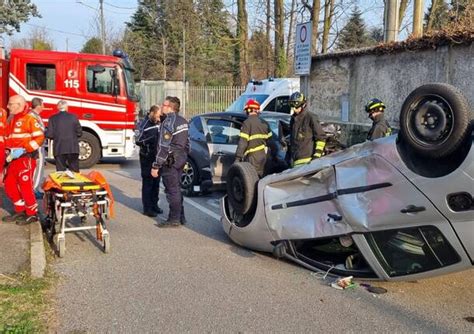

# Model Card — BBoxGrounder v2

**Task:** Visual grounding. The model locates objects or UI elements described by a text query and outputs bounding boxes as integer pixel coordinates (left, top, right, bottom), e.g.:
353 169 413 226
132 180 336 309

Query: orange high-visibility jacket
5 109 45 152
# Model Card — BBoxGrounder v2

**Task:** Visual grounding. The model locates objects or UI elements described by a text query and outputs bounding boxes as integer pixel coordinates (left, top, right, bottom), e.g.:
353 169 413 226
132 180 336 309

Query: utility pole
99 0 106 54
66 38 69 52
384 0 399 42
413 0 424 38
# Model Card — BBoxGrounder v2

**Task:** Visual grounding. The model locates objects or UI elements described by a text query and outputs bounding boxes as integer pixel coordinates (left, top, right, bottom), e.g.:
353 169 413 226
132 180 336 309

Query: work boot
16 215 39 226
143 210 158 218
2 212 26 223
157 219 181 228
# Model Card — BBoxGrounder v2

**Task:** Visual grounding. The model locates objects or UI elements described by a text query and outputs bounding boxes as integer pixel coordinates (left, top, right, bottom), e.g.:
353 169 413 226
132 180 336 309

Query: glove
6 148 26 162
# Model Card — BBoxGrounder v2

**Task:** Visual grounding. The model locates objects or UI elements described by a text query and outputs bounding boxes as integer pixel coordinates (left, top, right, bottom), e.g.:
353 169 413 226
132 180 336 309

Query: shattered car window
366 226 460 277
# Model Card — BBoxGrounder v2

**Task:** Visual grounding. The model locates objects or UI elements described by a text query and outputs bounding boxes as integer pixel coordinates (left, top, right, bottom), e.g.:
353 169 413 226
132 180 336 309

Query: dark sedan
181 112 290 195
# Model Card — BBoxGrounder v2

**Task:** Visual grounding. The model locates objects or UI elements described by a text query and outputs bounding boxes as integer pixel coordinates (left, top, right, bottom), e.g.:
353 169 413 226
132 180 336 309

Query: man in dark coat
365 98 392 141
46 100 82 172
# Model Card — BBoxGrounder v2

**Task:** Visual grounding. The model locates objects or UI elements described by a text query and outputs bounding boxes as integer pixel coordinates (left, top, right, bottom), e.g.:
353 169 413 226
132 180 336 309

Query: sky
4 0 138 52
2 0 431 53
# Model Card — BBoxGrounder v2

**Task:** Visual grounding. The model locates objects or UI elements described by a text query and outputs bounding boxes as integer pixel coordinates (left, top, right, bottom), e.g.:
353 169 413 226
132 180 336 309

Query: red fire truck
0 48 138 168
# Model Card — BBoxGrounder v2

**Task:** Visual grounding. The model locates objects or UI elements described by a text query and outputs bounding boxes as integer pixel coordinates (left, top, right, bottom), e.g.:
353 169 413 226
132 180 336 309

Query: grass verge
0 239 56 333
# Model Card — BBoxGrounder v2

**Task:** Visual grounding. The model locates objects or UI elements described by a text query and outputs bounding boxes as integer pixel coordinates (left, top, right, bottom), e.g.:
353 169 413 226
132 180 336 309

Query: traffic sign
294 21 312 76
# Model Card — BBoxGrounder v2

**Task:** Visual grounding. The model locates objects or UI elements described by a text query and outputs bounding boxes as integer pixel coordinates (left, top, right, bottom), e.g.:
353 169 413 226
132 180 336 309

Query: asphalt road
49 159 474 333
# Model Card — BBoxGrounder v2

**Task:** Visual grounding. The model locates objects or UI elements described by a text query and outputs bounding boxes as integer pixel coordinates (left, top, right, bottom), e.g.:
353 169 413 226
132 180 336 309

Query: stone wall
305 38 473 145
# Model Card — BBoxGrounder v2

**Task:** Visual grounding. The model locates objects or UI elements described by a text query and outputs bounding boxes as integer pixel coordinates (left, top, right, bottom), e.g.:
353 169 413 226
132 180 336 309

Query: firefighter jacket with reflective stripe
153 112 189 170
0 108 6 144
289 110 326 166
5 109 45 153
235 114 275 161
367 114 392 141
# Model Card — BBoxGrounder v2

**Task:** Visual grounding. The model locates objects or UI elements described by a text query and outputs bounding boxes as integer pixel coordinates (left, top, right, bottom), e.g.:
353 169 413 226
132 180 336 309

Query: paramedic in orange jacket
2 95 45 225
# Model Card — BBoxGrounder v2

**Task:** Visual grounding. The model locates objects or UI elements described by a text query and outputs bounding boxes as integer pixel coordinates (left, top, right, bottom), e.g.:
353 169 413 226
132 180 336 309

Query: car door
202 117 243 184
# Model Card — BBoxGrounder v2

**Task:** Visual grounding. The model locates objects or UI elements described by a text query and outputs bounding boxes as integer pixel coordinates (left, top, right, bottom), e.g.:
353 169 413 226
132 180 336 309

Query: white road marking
184 197 221 221
206 199 220 208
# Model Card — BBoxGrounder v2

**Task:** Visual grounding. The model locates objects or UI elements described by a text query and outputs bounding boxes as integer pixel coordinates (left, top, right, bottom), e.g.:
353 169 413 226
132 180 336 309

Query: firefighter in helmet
235 99 277 177
287 92 326 167
365 98 392 141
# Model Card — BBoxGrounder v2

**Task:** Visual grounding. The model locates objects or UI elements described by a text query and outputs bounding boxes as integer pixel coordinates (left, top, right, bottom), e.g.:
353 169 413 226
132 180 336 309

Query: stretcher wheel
102 231 110 253
56 235 66 258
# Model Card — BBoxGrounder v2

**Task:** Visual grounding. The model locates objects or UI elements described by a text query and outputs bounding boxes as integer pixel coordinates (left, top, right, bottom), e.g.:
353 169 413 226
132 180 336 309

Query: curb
30 221 46 278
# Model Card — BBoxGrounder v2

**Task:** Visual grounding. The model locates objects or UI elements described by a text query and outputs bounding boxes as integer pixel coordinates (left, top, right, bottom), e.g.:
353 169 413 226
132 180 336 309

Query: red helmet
244 99 261 113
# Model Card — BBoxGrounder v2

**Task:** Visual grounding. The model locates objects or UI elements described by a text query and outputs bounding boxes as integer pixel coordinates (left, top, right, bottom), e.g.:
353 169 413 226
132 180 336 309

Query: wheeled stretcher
42 171 114 257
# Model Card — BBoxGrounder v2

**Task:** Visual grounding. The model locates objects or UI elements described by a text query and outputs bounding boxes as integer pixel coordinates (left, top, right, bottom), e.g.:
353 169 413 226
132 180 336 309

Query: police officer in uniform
235 99 277 177
365 98 392 140
287 92 326 167
151 96 189 227
136 105 163 217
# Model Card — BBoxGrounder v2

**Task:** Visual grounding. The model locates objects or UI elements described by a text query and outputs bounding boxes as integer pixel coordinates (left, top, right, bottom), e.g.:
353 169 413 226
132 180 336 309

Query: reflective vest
5 110 45 152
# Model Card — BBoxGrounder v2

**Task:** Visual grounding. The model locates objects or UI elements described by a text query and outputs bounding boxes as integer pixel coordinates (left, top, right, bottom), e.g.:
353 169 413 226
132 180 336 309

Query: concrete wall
306 41 473 144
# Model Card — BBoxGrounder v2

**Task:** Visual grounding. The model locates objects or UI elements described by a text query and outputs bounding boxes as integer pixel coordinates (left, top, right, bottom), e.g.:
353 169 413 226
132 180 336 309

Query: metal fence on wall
137 81 245 119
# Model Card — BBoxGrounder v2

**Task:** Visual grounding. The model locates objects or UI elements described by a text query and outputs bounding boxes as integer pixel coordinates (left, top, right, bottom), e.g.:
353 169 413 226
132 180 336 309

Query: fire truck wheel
79 132 101 169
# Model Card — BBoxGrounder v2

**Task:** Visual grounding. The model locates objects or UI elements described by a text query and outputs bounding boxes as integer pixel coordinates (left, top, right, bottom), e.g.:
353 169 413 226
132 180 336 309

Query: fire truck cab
0 48 138 168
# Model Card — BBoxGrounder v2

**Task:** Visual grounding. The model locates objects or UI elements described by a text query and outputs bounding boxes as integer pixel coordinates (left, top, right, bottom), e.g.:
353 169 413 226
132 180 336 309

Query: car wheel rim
232 176 244 203
181 162 194 187
79 141 92 161
409 95 454 146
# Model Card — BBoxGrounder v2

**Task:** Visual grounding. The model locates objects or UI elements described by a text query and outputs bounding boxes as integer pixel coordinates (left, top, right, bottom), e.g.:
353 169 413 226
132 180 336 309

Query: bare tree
274 0 287 76
321 0 335 53
286 0 297 60
302 0 321 55
398 0 409 32
235 0 250 85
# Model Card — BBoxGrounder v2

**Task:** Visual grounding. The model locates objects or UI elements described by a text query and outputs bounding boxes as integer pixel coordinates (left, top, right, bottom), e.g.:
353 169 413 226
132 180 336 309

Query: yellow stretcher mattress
48 172 102 191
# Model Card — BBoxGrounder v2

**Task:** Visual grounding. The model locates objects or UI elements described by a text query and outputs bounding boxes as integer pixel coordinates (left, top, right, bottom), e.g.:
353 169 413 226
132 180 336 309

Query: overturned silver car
221 83 473 281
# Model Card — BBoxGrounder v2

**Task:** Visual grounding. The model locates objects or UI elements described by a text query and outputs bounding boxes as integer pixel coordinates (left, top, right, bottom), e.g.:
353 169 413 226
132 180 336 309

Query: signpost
294 21 312 76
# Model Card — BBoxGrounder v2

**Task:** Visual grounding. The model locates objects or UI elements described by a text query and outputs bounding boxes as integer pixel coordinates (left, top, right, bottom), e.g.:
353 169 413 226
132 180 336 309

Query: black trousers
140 155 160 213
55 154 79 172
161 165 185 222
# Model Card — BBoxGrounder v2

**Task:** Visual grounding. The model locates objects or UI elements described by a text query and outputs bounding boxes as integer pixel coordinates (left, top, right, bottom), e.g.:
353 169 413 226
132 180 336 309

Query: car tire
226 162 259 215
79 132 101 169
181 158 199 196
399 83 472 158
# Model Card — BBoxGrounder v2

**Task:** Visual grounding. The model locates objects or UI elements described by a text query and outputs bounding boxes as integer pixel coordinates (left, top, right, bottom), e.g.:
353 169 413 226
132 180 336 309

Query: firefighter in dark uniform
136 105 163 217
287 92 327 167
365 98 392 140
151 96 189 227
235 99 277 177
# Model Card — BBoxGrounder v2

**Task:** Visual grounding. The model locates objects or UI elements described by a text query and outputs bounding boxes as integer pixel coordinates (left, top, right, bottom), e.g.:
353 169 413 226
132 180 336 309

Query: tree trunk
427 0 440 31
235 0 249 85
321 0 334 53
311 0 321 55
266 0 271 77
274 0 286 76
286 0 296 60
398 0 409 31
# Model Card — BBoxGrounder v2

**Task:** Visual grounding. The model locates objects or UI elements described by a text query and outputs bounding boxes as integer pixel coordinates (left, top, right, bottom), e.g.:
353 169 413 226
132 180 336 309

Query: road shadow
109 184 142 214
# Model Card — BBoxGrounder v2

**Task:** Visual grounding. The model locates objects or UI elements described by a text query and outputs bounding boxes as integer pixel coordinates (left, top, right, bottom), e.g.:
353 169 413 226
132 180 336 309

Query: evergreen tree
81 37 103 54
336 7 373 50
0 0 40 35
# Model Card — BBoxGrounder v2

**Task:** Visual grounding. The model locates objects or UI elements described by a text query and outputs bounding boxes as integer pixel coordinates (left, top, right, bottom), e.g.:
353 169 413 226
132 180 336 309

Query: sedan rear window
366 226 460 277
